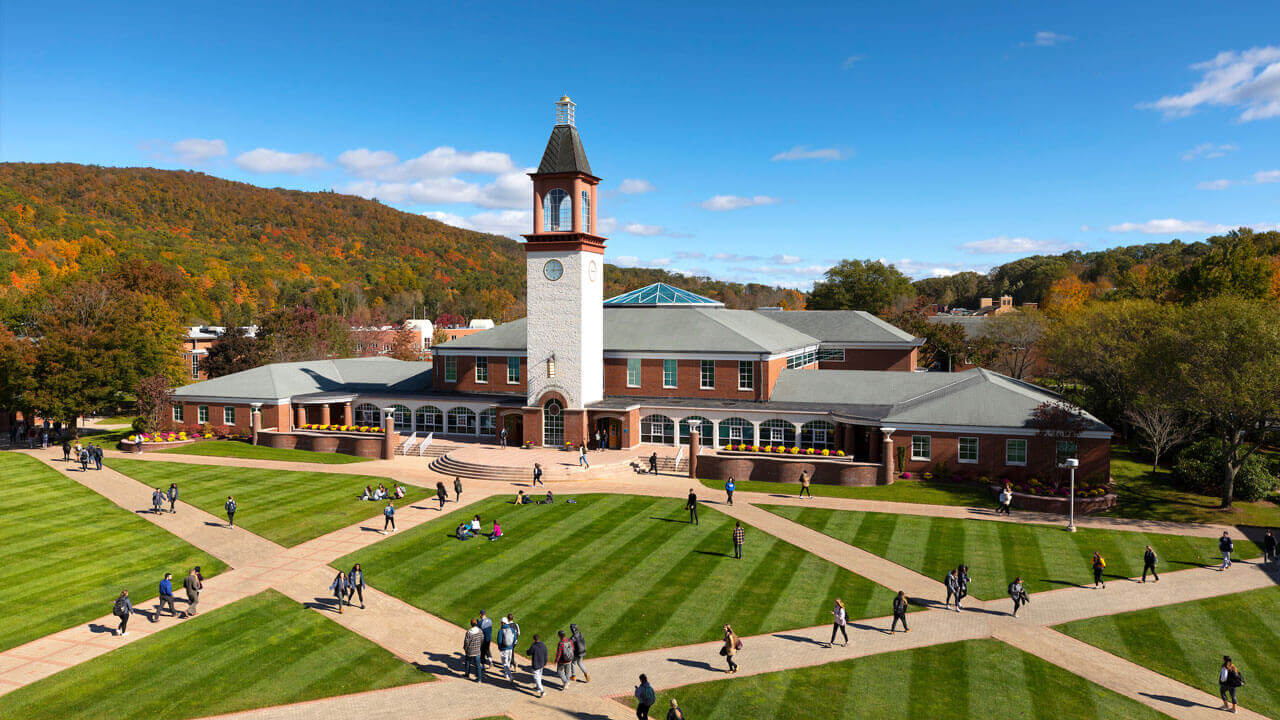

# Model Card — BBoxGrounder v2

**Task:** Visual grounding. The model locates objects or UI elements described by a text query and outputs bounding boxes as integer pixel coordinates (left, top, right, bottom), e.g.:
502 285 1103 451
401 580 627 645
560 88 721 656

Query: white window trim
444 356 457 382
958 436 979 464
662 359 677 389
223 407 236 425
626 358 642 388
506 357 520 385
910 435 931 461
197 405 209 424
172 405 184 422
738 361 754 391
700 360 715 390
475 357 488 384
1005 439 1028 466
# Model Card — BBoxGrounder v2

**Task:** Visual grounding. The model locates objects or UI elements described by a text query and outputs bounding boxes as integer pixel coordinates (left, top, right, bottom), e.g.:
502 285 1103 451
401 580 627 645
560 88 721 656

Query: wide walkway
2 445 1275 720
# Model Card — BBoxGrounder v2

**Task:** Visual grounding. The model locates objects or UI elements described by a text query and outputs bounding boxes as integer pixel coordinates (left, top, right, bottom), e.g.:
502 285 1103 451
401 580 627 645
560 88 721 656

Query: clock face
543 259 564 281
588 260 598 282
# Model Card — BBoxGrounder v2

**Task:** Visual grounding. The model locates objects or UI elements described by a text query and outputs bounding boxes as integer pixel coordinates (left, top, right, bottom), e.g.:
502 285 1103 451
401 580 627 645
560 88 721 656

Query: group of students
435 477 465 509
62 440 103 471
359 483 406 502
328 564 366 612
110 567 203 636
461 613 589 699
456 514 502 541
151 483 180 513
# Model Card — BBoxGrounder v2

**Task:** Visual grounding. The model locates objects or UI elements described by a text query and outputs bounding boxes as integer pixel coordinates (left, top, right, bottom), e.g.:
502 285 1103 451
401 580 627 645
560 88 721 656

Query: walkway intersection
1 445 1274 720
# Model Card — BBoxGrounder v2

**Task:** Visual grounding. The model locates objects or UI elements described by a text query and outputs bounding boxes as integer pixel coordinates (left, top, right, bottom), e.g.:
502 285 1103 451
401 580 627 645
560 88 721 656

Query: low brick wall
120 439 198 453
992 485 1118 514
698 452 883 486
257 430 387 458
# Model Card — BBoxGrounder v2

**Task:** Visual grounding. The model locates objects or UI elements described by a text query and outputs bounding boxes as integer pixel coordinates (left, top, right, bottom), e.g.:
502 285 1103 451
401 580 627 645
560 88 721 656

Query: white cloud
597 216 618 235
674 251 706 260
612 255 640 268
1106 218 1233 234
171 138 227 163
1194 170 1280 190
338 146 516 181
617 178 656 194
1022 31 1073 47
772 254 803 265
701 195 779 211
1197 179 1234 190
649 258 672 267
888 258 990 279
1255 169 1280 184
422 209 530 238
841 55 863 69
335 149 399 175
771 146 847 162
235 148 327 174
1182 142 1237 160
1142 46 1280 122
960 236 1074 254
621 223 666 236
343 168 531 209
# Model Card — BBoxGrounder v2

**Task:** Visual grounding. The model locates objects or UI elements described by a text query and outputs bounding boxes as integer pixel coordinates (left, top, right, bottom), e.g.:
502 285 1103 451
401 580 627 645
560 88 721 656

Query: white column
711 420 720 449
751 421 761 446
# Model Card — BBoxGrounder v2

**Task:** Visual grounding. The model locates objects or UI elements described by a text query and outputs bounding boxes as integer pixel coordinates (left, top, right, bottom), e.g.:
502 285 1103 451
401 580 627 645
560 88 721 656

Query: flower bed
297 423 384 434
721 444 844 458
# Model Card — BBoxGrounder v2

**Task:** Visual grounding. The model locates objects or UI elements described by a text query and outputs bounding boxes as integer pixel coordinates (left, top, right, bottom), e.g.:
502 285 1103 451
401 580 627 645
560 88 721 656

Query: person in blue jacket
157 572 183 618
725 477 736 506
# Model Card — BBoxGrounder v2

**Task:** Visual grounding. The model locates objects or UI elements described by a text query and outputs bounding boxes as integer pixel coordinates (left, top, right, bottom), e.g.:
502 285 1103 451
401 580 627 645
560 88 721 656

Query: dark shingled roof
537 124 593 175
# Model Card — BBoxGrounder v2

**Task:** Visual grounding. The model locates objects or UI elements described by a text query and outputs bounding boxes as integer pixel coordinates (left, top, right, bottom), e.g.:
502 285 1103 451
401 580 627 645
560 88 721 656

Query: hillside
0 163 801 325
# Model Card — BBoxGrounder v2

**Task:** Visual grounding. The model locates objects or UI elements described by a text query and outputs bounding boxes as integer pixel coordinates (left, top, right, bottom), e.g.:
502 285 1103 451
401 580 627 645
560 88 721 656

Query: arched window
479 408 496 435
543 399 564 446
760 419 796 447
718 417 754 446
447 407 477 435
354 403 380 427
390 404 412 431
581 190 591 233
543 189 571 231
800 420 836 450
678 416 712 445
640 414 675 444
414 405 443 433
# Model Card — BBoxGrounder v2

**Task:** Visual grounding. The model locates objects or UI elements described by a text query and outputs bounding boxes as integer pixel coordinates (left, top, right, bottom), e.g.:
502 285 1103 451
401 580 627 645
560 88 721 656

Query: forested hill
0 163 801 325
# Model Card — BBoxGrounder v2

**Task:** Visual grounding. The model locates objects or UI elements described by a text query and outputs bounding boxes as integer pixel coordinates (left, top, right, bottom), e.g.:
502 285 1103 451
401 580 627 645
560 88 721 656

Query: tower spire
555 95 576 127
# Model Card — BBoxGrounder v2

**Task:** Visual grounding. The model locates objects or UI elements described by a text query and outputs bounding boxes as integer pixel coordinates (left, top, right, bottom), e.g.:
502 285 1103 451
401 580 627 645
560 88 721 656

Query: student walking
569 623 590 682
112 590 132 636
891 591 910 632
499 426 508 448
1008 577 1029 617
463 620 484 683
454 476 463 503
151 488 164 514
497 614 520 681
532 463 544 487
732 521 745 559
1092 551 1106 588
1142 545 1160 582
157 572 183 618
78 447 89 471
478 610 494 668
529 634 548 697
1219 532 1234 570
579 444 589 468
381 502 396 534
666 699 685 720
167 483 179 513
798 471 812 498
635 674 657 719
996 484 1013 514
956 564 971 607
62 440 71 462
347 563 365 608
224 496 237 527
649 452 658 474
183 567 202 616
725 477 735 506
1265 530 1277 564
330 571 348 613
686 489 699 525
721 624 740 673
828 598 848 647
555 630 575 688
944 569 960 611
92 444 102 470
1219 656 1244 713
436 481 448 509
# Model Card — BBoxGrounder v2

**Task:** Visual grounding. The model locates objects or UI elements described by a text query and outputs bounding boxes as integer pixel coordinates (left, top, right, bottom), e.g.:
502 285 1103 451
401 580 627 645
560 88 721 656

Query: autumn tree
256 307 354 363
134 375 173 432
204 327 262 378
808 259 915 313
0 324 35 416
982 310 1046 380
1029 400 1094 486
388 322 422 361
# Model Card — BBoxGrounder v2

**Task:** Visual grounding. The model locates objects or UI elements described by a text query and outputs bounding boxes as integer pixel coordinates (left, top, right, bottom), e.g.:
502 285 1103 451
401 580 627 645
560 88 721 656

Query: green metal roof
604 282 724 307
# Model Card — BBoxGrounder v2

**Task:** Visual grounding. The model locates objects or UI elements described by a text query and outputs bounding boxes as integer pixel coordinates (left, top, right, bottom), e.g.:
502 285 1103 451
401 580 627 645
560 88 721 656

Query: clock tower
523 96 605 444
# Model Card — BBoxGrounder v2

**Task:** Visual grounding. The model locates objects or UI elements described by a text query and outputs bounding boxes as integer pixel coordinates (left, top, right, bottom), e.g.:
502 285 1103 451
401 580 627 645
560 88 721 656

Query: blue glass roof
603 282 725 308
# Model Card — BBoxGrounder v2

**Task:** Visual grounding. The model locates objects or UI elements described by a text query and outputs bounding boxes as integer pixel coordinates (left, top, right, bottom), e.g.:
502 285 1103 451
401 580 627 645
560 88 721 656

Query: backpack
113 597 128 617
559 639 574 661
1231 669 1245 688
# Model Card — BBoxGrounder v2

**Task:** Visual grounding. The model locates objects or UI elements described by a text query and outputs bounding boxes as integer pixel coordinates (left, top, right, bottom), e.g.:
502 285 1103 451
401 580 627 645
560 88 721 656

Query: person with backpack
1219 532 1234 571
1092 551 1106 588
648 452 658 474
1219 655 1244 713
62 440 71 462
463 619 484 683
996 483 1013 514
569 623 590 683
157 572 183 618
92 444 103 470
828 598 848 647
666 699 685 720
436 481 448 510
183 567 202 616
478 610 494 668
555 629 575 688
1142 545 1159 582
347 563 365 609
956 564 971 607
1008 577 1029 617
943 569 961 611
381 501 396 534
112 590 132 636
725 477 735 506
167 483 179 513
497 614 520 681
225 496 236 527
329 570 348 614
1265 529 1278 564
454 476 463 503
721 623 740 673
799 471 812 498
528 633 548 697
532 463 544 487
635 674 657 719
891 590 910 632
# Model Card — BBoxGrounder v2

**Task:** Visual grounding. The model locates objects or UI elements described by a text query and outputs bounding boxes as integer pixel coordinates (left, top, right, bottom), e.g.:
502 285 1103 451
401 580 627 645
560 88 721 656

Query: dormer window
544 189 571 231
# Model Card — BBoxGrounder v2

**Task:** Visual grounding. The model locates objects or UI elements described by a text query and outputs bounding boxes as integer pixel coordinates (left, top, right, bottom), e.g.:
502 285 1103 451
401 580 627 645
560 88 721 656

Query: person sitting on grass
515 489 526 505
394 484 406 499
373 485 387 501
540 490 554 504
490 519 503 541
456 523 472 540
470 515 482 536
360 485 373 501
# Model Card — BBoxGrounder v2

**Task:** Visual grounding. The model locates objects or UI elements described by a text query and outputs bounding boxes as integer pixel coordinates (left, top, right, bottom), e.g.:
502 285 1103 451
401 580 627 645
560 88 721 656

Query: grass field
335 494 900 657
157 440 372 464
107 458 429 547
1105 446 1280 527
1057 586 1280 719
0 590 429 720
627 638 1167 719
699 477 993 506
763 504 1259 599
0 452 226 651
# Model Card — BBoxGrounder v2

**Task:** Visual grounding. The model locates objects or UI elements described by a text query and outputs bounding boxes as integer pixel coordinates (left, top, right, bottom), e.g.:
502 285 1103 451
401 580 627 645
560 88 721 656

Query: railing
418 432 434 456
673 445 685 468
395 432 418 454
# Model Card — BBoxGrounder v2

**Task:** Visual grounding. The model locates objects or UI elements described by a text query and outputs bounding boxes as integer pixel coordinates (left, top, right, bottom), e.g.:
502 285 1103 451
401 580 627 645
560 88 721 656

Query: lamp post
1061 457 1079 532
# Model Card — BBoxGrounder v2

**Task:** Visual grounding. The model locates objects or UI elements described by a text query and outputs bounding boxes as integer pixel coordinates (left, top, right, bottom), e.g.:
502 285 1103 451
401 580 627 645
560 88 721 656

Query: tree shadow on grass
667 657 717 671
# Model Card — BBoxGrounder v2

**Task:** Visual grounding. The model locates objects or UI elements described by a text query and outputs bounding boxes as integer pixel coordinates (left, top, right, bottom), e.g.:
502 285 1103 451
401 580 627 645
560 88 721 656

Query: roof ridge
888 371 980 413
704 308 820 352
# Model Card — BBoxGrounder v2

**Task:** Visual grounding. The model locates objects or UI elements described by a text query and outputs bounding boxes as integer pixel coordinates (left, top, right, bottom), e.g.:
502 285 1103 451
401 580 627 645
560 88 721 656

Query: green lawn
1105 446 1280 527
700 477 992 506
0 452 226 651
0 590 429 720
628 638 1168 720
763 504 1260 599
1057 586 1280 719
107 458 429 547
157 439 372 464
336 494 900 657
94 415 137 426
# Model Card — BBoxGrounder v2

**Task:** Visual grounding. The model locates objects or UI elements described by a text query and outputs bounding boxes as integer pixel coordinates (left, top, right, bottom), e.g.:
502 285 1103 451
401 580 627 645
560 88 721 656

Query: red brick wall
603 359 764 401
819 347 917 372
697 454 882 486
435 355 527 394
888 431 1110 483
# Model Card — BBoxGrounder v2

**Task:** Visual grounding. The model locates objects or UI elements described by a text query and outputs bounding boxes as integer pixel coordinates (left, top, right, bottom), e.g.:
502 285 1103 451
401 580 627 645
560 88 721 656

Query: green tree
256 307 354 363
203 327 263 378
1173 229 1272 302
808 259 915 312
0 324 35 415
982 310 1046 380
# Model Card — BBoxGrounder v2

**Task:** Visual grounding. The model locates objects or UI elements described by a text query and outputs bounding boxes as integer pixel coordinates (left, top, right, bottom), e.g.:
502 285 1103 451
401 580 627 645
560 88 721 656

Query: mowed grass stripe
0 590 427 720
107 458 429 547
338 494 896 658
764 504 1259 599
1057 586 1280 719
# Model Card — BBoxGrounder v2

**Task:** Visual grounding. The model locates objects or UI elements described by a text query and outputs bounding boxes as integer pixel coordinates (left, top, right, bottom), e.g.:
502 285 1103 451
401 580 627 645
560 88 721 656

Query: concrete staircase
428 454 581 482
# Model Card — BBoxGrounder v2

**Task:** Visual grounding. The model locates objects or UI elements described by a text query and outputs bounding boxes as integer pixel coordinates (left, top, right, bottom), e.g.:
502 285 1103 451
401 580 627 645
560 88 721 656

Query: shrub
895 445 906 471
1172 438 1278 502
131 416 150 434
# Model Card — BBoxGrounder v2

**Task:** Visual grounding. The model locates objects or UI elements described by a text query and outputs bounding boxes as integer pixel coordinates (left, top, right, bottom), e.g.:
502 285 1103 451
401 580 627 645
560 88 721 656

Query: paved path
3 446 1276 720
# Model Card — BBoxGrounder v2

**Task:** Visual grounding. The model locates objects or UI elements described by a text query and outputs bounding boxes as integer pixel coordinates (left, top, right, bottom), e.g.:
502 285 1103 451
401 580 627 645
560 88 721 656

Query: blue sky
4 1 1279 288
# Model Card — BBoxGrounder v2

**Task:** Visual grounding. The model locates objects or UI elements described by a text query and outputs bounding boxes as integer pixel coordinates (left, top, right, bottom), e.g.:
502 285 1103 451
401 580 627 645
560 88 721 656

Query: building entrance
503 414 523 446
594 417 622 450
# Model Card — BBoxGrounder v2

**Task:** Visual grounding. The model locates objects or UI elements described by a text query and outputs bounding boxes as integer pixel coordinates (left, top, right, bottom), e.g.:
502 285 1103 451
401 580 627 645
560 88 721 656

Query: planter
990 485 1117 515
120 438 198 453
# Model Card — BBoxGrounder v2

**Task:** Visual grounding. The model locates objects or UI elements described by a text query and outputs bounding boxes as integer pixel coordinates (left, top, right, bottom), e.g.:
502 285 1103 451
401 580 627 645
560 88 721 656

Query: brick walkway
2 445 1275 720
